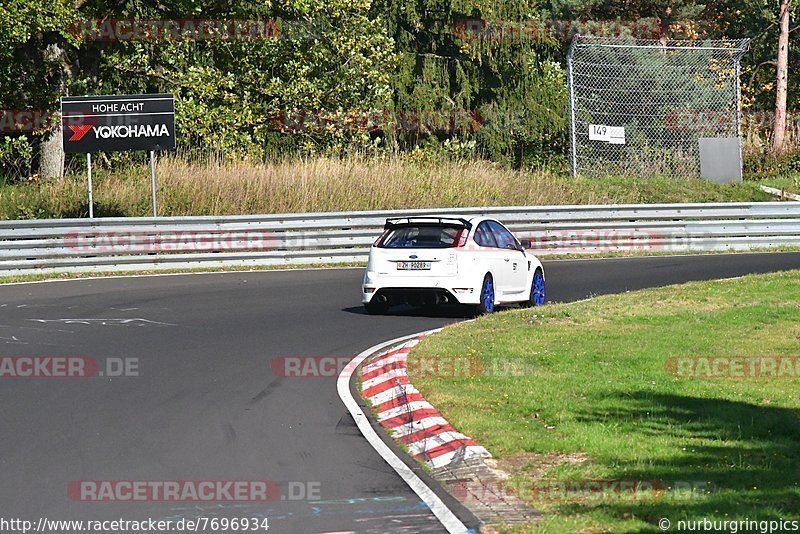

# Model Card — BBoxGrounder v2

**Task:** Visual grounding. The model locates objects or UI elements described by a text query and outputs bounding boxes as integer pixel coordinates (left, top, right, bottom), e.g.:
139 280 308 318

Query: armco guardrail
1 202 799 275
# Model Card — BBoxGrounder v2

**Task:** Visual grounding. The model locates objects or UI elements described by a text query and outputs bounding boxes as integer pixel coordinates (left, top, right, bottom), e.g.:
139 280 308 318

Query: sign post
60 93 176 218
149 150 157 217
86 153 94 218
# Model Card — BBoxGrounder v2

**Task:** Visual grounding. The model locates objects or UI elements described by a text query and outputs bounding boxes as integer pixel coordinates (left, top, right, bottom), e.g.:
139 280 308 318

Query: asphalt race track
1 252 800 533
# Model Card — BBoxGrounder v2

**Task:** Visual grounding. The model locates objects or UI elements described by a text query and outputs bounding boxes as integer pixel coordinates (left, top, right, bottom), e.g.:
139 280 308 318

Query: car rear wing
384 217 473 229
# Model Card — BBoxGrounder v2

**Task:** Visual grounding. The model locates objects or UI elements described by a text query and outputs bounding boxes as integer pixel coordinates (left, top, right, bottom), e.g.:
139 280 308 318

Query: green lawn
409 271 800 532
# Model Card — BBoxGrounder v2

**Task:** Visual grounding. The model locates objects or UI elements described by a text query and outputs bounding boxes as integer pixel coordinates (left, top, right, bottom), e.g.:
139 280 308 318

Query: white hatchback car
362 216 545 314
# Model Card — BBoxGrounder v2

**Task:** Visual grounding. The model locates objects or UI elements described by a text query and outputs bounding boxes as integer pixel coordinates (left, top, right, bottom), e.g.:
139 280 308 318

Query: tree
0 0 77 178
773 0 790 156
0 0 398 178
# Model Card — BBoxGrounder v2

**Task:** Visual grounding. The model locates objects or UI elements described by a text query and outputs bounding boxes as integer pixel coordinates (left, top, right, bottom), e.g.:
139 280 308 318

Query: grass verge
0 262 365 285
409 271 800 532
0 155 789 219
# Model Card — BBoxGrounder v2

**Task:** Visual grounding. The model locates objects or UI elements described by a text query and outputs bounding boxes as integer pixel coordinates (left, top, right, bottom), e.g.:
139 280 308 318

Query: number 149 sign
589 124 626 144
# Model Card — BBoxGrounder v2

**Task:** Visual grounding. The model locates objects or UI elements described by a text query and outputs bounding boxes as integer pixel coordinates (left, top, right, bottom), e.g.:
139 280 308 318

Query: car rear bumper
362 275 481 305
368 287 461 306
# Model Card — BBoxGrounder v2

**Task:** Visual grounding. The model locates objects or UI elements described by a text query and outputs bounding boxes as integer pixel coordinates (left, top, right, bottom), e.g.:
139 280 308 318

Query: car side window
474 222 498 248
488 221 517 250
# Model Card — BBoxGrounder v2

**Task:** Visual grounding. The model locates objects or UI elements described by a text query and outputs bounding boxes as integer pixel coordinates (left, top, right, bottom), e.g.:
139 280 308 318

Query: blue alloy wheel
532 270 545 307
478 275 495 314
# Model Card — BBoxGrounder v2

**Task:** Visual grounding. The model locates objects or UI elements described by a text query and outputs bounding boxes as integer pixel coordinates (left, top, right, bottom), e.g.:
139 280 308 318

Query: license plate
397 261 431 270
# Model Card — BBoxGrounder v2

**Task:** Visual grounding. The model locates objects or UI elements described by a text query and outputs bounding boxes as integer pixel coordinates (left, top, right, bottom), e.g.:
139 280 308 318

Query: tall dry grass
0 155 758 219
742 116 800 173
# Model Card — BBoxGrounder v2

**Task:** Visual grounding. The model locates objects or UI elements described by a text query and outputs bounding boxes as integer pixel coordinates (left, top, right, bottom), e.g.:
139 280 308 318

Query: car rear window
379 225 461 248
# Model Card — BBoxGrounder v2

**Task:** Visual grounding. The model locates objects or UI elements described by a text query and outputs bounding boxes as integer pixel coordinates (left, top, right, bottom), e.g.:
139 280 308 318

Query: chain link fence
567 36 749 179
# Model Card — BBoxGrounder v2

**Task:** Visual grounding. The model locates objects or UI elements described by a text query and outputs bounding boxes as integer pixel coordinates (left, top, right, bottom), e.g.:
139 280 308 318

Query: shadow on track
341 304 522 318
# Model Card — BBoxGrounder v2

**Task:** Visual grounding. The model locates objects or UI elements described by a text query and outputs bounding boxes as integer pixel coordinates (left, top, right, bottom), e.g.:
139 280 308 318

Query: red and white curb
337 330 472 534
360 332 491 470
339 330 539 531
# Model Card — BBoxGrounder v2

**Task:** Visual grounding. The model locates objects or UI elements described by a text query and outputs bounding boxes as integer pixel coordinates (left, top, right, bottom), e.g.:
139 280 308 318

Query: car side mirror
520 239 531 250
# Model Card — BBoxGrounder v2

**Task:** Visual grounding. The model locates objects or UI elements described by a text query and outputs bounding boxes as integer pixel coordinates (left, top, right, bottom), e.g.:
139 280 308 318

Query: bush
0 136 34 182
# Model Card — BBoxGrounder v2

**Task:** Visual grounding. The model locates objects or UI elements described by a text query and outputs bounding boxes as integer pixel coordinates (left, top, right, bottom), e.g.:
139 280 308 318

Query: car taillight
373 230 389 246
457 229 469 247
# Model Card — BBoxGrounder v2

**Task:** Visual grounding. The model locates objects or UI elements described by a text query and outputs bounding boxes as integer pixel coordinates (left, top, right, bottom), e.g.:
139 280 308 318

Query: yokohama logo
68 123 170 141
68 124 93 141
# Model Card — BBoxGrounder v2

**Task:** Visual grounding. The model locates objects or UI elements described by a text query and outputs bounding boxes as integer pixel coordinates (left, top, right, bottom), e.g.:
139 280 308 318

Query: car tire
520 269 546 308
474 274 495 315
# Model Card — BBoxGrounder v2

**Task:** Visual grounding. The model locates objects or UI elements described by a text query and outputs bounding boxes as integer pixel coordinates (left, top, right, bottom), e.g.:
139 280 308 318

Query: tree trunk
39 124 64 179
772 0 791 156
658 10 670 47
